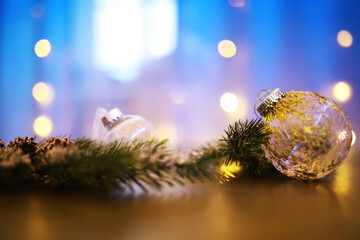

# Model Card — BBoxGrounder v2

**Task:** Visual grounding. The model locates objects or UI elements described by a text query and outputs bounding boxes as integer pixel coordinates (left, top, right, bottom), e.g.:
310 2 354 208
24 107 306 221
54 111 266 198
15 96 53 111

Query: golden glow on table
332 81 352 102
333 162 351 194
220 92 239 113
33 116 53 137
218 40 236 58
34 39 51 58
337 30 353 48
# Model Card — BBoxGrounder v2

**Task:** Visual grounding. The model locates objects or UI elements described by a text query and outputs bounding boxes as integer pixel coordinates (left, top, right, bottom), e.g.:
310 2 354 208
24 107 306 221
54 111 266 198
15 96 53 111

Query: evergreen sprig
218 119 274 175
0 138 222 192
0 148 33 187
0 119 273 191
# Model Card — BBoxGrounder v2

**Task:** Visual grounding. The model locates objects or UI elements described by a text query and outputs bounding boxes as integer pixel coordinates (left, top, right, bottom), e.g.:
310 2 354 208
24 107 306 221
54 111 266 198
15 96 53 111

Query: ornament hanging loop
254 88 286 118
254 89 273 118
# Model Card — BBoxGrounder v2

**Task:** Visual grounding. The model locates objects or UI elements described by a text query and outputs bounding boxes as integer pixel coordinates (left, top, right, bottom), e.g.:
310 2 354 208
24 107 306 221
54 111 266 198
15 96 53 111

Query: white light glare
94 0 178 82
94 0 144 81
220 92 239 113
147 0 178 56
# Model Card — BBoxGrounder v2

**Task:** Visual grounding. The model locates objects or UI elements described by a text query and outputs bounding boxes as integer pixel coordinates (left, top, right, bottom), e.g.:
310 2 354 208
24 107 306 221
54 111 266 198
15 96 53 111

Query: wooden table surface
1 150 359 240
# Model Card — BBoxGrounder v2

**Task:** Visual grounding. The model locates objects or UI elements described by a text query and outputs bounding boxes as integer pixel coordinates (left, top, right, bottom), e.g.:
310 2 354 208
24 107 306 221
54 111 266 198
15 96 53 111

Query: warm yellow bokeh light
228 0 245 7
337 30 353 48
33 116 53 137
32 82 54 105
34 39 51 57
220 92 239 113
236 94 248 118
157 123 177 145
220 162 242 179
218 40 236 58
332 81 352 102
351 131 356 146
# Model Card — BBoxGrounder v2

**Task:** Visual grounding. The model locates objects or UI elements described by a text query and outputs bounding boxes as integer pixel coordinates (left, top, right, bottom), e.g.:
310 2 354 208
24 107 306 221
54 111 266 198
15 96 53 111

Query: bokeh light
228 0 246 8
34 39 51 58
332 81 352 102
220 162 242 181
30 3 45 18
220 92 239 113
352 131 356 146
218 40 236 58
236 94 248 118
337 30 353 48
169 86 187 104
33 116 53 137
32 82 55 105
157 123 177 145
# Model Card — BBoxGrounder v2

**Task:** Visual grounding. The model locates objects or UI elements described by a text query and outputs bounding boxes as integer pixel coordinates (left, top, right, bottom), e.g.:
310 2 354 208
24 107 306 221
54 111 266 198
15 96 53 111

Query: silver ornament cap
101 108 124 130
257 88 285 117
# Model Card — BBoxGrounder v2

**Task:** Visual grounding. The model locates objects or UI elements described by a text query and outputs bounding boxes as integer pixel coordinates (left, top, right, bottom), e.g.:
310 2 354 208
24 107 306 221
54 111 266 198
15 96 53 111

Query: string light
218 40 236 58
337 30 353 48
34 39 51 58
332 81 352 102
32 82 55 105
33 116 53 137
220 92 239 113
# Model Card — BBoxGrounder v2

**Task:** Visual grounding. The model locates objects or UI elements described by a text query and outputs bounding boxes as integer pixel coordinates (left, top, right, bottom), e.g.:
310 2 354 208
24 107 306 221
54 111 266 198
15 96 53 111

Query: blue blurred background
0 0 358 148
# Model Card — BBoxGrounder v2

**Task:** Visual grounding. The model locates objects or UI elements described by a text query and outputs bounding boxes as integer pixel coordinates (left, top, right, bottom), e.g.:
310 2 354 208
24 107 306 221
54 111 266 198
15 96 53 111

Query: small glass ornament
174 149 203 164
257 88 352 180
92 107 157 144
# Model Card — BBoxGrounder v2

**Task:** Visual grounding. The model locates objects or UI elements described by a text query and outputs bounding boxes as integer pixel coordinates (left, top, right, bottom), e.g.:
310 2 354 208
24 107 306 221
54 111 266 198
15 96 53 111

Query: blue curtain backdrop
0 0 359 147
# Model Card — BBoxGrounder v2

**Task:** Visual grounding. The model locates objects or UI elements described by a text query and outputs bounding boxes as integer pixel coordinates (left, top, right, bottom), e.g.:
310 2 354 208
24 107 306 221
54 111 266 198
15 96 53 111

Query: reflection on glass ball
102 115 157 144
263 91 352 179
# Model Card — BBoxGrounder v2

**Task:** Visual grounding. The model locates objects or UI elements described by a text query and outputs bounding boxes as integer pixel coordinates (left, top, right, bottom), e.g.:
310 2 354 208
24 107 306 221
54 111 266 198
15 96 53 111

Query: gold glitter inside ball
263 91 352 179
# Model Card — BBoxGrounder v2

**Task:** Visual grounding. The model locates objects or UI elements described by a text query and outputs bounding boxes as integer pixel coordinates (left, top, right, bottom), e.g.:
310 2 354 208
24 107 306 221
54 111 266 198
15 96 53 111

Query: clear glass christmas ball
92 107 157 144
258 89 352 179
102 115 156 144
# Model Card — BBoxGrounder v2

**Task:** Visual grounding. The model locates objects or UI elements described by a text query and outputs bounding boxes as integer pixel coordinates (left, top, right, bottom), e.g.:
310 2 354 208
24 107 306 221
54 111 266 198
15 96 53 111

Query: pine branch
218 119 275 175
0 118 277 191
34 139 221 191
175 145 222 183
0 148 33 187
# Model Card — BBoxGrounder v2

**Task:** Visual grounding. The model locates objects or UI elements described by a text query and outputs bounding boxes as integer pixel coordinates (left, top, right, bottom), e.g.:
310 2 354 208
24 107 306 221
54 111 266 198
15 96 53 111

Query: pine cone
0 139 4 150
7 137 38 157
38 137 74 154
